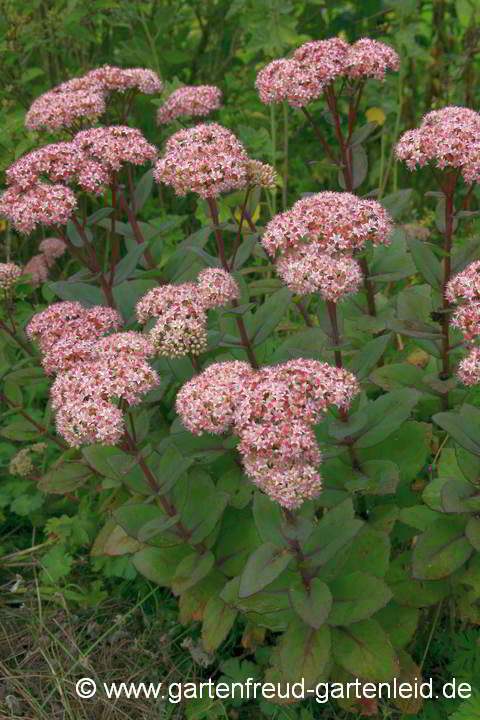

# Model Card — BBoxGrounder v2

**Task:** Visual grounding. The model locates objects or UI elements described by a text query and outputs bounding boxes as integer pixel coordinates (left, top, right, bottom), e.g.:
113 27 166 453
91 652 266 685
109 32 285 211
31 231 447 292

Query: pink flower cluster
0 183 77 235
176 358 360 508
0 263 23 291
6 141 111 195
396 106 480 184
154 123 249 197
25 66 162 131
261 192 392 299
157 85 222 124
73 126 157 172
256 37 399 108
27 302 159 446
446 262 480 385
136 269 240 356
24 237 66 286
2 126 157 234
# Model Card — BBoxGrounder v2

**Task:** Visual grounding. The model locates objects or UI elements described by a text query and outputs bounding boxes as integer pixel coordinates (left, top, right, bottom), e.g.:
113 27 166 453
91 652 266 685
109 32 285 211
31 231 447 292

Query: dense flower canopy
157 85 222 124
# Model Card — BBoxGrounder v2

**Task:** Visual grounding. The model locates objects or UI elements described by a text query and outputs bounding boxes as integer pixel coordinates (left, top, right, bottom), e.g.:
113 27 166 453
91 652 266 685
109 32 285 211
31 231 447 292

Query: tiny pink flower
0 263 23 290
0 183 77 235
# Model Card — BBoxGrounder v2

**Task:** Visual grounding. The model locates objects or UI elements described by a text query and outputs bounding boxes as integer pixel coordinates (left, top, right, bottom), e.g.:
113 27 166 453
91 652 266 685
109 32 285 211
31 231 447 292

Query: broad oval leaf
239 543 294 598
289 578 332 629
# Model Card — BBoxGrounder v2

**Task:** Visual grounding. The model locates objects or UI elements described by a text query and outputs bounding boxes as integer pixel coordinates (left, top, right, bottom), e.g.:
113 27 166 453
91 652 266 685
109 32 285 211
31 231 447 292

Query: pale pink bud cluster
25 67 162 131
0 262 22 290
262 192 391 299
396 106 480 184
256 37 399 108
176 358 360 508
136 269 239 356
24 238 67 287
157 85 222 124
154 123 249 198
0 183 77 235
246 160 278 189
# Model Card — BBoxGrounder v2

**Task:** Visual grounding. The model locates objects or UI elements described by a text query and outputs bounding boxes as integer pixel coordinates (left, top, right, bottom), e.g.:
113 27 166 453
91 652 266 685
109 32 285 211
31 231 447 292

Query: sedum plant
1 43 480 717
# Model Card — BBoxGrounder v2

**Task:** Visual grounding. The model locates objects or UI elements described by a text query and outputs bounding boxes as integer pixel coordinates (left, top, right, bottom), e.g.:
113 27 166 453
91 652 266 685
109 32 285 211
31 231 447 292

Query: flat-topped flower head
234 359 360 429
446 261 480 304
276 245 362 299
345 38 400 80
51 353 159 408
27 302 122 353
42 337 98 375
255 58 325 108
0 183 77 235
73 126 157 172
196 268 240 309
6 142 111 194
154 122 249 197
457 348 480 386
86 66 163 94
176 361 254 435
38 237 67 266
242 455 323 510
26 87 106 131
246 160 277 189
157 85 221 124
0 263 22 291
396 106 480 184
136 283 197 324
55 398 125 447
261 191 393 258
293 38 349 82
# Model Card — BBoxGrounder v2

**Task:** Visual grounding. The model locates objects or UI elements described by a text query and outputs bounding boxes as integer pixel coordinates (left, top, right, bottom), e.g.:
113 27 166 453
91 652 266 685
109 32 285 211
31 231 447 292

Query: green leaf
354 389 419 448
137 513 181 542
48 281 104 306
336 525 391 579
171 551 215 594
397 284 432 323
86 207 114 226
433 407 480 454
214 510 261 577
289 578 332 629
369 228 416 281
351 459 400 495
412 516 473 580
332 619 398 682
148 444 193 494
133 168 153 212
466 517 480 551
301 500 363 570
40 546 74 584
327 572 392 626
387 551 449 608
113 244 148 285
114 502 171 542
380 189 414 219
398 505 442 531
277 620 331 687
1 416 43 441
132 545 191 585
201 596 237 653
406 236 442 289
253 492 286 547
327 410 368 441
245 287 292 346
239 543 294 598
270 328 327 362
374 602 419 650
357 421 429 482
349 333 392 379
338 144 368 190
38 462 92 493
370 362 432 393
348 122 377 147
